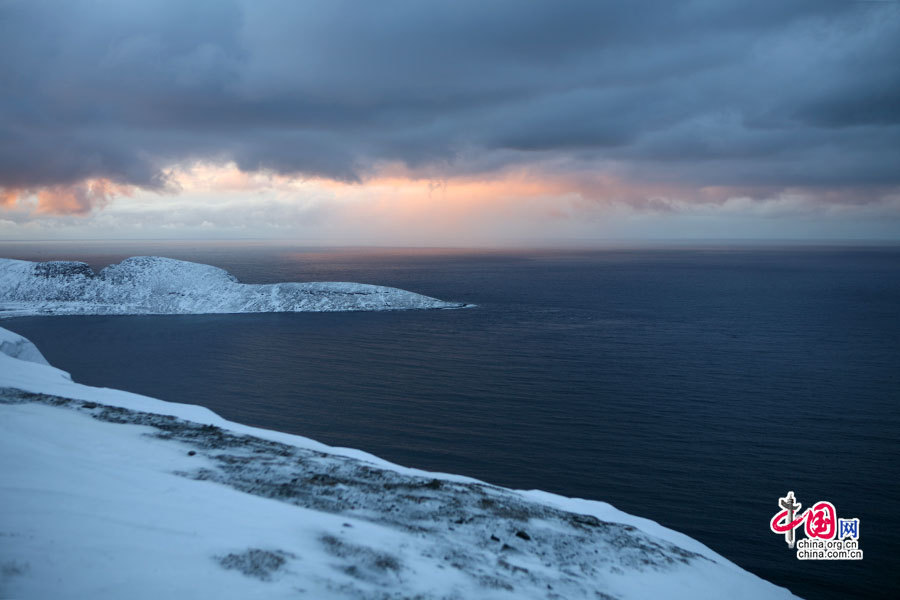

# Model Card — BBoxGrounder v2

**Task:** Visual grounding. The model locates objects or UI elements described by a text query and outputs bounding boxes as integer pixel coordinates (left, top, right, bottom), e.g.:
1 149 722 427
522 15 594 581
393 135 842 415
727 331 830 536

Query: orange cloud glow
7 162 896 244
0 188 18 207
1 179 135 216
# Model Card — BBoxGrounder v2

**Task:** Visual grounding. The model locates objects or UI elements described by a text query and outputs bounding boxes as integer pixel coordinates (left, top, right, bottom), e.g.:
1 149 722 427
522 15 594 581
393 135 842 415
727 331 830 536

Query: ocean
2 242 898 599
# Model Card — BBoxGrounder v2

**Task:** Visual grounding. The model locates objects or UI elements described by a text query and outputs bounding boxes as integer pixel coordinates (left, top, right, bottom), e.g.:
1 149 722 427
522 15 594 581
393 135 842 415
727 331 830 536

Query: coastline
0 326 799 599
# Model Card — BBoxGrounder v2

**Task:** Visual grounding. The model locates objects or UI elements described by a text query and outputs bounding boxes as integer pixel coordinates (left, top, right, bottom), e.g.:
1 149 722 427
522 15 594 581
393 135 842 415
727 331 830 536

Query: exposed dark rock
32 261 95 279
1 560 30 578
216 548 294 581
320 535 401 583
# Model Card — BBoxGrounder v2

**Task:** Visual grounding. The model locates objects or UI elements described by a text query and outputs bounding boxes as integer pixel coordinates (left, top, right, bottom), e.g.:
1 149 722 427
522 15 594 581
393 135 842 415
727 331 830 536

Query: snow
0 256 466 318
0 327 801 599
0 327 49 365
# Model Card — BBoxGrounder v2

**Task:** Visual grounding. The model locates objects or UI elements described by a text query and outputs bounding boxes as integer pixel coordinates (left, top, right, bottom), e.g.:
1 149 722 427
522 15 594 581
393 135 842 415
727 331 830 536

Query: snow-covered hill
0 327 799 599
0 256 465 318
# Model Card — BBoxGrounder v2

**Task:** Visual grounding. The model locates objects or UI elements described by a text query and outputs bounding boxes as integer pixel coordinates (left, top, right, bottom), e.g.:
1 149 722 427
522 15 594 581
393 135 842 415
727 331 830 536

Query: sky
1 0 899 244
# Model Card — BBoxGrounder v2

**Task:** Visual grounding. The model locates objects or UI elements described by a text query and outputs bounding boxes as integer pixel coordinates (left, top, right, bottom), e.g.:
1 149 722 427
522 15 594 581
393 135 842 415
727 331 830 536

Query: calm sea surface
2 242 898 599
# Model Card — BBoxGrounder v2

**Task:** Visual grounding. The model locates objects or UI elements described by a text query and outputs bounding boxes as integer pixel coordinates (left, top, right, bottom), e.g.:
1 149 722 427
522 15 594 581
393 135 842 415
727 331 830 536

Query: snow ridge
0 256 465 318
0 327 49 365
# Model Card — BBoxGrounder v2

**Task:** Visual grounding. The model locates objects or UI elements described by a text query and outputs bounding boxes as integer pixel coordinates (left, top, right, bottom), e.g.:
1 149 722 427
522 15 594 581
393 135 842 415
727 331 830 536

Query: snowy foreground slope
0 256 464 318
0 328 799 599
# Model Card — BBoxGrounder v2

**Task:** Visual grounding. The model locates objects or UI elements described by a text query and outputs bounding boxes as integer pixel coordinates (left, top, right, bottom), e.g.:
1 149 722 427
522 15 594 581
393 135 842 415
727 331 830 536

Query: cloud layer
1 0 899 226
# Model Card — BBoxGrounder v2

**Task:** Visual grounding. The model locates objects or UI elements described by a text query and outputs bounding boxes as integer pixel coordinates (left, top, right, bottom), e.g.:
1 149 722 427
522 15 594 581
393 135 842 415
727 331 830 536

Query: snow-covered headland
0 256 465 318
0 327 799 599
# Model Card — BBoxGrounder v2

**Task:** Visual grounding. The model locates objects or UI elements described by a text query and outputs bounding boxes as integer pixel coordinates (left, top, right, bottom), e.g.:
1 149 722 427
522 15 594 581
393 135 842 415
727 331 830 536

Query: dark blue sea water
2 242 898 599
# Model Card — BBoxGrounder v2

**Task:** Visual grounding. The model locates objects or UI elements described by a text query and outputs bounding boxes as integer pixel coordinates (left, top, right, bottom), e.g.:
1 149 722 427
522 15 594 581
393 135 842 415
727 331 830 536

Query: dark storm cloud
1 0 898 194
